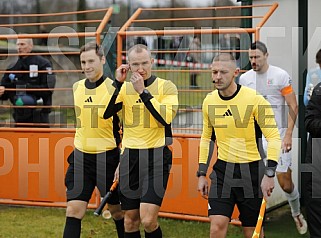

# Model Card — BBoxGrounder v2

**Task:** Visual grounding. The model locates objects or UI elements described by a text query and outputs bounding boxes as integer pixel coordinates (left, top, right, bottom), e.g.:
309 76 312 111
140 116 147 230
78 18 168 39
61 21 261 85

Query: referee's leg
140 146 172 238
63 150 94 238
97 149 124 238
209 215 230 238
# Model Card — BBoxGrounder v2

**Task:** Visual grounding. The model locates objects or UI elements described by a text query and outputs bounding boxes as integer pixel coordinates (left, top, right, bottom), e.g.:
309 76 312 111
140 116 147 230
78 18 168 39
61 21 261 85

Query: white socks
285 187 300 217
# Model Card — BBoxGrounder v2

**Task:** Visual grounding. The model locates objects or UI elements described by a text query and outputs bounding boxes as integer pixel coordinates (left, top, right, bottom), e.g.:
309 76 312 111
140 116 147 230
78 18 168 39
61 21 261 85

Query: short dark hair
212 53 237 67
316 49 321 64
80 41 104 57
250 41 268 54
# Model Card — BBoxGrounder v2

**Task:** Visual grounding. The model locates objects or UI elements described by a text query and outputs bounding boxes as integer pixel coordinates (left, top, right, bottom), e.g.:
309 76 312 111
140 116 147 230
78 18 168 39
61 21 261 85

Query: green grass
264 205 310 238
0 204 310 238
0 205 237 238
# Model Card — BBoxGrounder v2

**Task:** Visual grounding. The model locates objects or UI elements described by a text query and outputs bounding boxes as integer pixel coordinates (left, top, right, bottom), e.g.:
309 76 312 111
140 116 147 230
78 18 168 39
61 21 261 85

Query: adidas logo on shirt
136 98 142 103
222 109 232 117
85 96 93 103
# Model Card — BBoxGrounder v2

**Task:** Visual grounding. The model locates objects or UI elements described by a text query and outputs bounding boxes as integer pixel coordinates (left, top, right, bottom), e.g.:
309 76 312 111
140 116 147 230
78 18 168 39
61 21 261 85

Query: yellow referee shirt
73 77 119 153
116 76 178 149
199 85 281 166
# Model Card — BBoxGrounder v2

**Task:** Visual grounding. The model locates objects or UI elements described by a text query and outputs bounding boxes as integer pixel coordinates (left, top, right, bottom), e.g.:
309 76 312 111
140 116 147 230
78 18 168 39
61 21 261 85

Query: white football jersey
239 65 292 130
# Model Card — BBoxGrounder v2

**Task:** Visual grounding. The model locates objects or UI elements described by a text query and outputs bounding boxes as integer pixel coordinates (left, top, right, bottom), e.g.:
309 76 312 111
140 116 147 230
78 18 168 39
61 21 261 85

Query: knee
209 219 228 236
108 204 124 220
141 217 158 232
124 215 140 232
66 205 86 219
210 223 223 235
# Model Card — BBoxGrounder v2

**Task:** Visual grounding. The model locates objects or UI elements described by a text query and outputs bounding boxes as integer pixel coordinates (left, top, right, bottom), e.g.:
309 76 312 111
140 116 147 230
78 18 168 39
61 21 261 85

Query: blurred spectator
170 36 181 60
39 24 48 46
303 49 321 106
156 36 165 66
134 36 147 46
304 81 321 237
0 37 56 127
219 34 240 61
188 35 201 88
219 34 231 50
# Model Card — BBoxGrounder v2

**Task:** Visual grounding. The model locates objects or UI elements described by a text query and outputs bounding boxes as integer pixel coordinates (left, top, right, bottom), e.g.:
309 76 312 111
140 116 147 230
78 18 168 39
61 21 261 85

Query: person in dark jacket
188 35 201 88
0 37 56 127
304 82 321 238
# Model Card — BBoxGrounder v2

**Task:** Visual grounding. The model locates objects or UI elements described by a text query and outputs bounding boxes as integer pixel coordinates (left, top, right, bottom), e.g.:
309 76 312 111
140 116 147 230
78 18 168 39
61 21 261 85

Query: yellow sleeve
149 80 179 124
255 96 281 162
199 97 214 166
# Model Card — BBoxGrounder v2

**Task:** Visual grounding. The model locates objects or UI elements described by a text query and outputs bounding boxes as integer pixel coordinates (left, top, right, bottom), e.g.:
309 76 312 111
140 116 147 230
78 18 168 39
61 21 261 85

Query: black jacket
305 82 321 163
0 55 56 113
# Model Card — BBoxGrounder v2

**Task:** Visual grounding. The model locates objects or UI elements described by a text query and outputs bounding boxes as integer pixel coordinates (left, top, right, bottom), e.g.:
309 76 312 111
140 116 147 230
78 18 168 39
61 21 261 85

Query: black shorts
119 146 172 210
208 159 264 227
65 148 120 204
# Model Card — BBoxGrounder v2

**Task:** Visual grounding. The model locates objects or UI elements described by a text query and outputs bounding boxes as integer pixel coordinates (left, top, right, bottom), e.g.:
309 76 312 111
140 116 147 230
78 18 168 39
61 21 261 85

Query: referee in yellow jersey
197 53 281 238
105 44 178 238
63 41 124 238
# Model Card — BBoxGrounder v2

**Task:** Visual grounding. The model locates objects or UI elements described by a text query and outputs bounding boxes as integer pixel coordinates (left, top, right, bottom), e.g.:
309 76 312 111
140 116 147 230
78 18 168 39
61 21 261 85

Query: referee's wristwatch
141 89 150 95
264 167 276 178
196 170 206 177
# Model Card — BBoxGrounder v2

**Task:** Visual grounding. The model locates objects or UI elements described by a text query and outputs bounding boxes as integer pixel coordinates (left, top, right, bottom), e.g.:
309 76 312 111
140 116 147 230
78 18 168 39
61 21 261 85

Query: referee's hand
116 64 130 83
261 175 275 199
197 176 208 199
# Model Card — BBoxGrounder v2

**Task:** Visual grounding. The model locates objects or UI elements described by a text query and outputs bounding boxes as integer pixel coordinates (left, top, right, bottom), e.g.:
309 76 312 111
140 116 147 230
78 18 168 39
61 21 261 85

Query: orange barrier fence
0 128 99 208
0 128 240 223
0 8 113 44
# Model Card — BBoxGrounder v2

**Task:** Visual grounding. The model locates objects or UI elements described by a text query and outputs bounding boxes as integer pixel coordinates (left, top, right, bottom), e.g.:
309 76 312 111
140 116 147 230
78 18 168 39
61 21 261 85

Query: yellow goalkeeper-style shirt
199 85 281 167
73 77 120 153
116 76 178 149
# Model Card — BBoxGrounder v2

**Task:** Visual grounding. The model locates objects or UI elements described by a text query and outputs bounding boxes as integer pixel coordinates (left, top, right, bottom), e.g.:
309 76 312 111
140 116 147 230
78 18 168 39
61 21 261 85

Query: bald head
128 44 151 61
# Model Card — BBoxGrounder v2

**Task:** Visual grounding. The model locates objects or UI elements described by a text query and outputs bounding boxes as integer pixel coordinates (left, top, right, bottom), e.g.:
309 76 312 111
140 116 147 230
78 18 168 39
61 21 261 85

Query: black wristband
140 89 153 103
196 170 206 177
267 160 278 168
264 162 277 178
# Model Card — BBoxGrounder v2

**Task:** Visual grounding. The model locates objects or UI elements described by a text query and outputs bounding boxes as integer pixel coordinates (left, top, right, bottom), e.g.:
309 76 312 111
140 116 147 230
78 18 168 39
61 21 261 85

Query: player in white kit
239 41 307 235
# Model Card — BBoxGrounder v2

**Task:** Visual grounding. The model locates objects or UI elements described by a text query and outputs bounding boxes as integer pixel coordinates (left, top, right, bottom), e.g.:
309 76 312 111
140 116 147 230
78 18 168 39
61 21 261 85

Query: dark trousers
13 109 49 127
190 73 198 86
303 173 321 237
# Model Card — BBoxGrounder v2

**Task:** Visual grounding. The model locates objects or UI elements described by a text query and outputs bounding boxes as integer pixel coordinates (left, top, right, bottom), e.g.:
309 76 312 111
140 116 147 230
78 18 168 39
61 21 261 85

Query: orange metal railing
0 8 113 44
117 2 279 66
